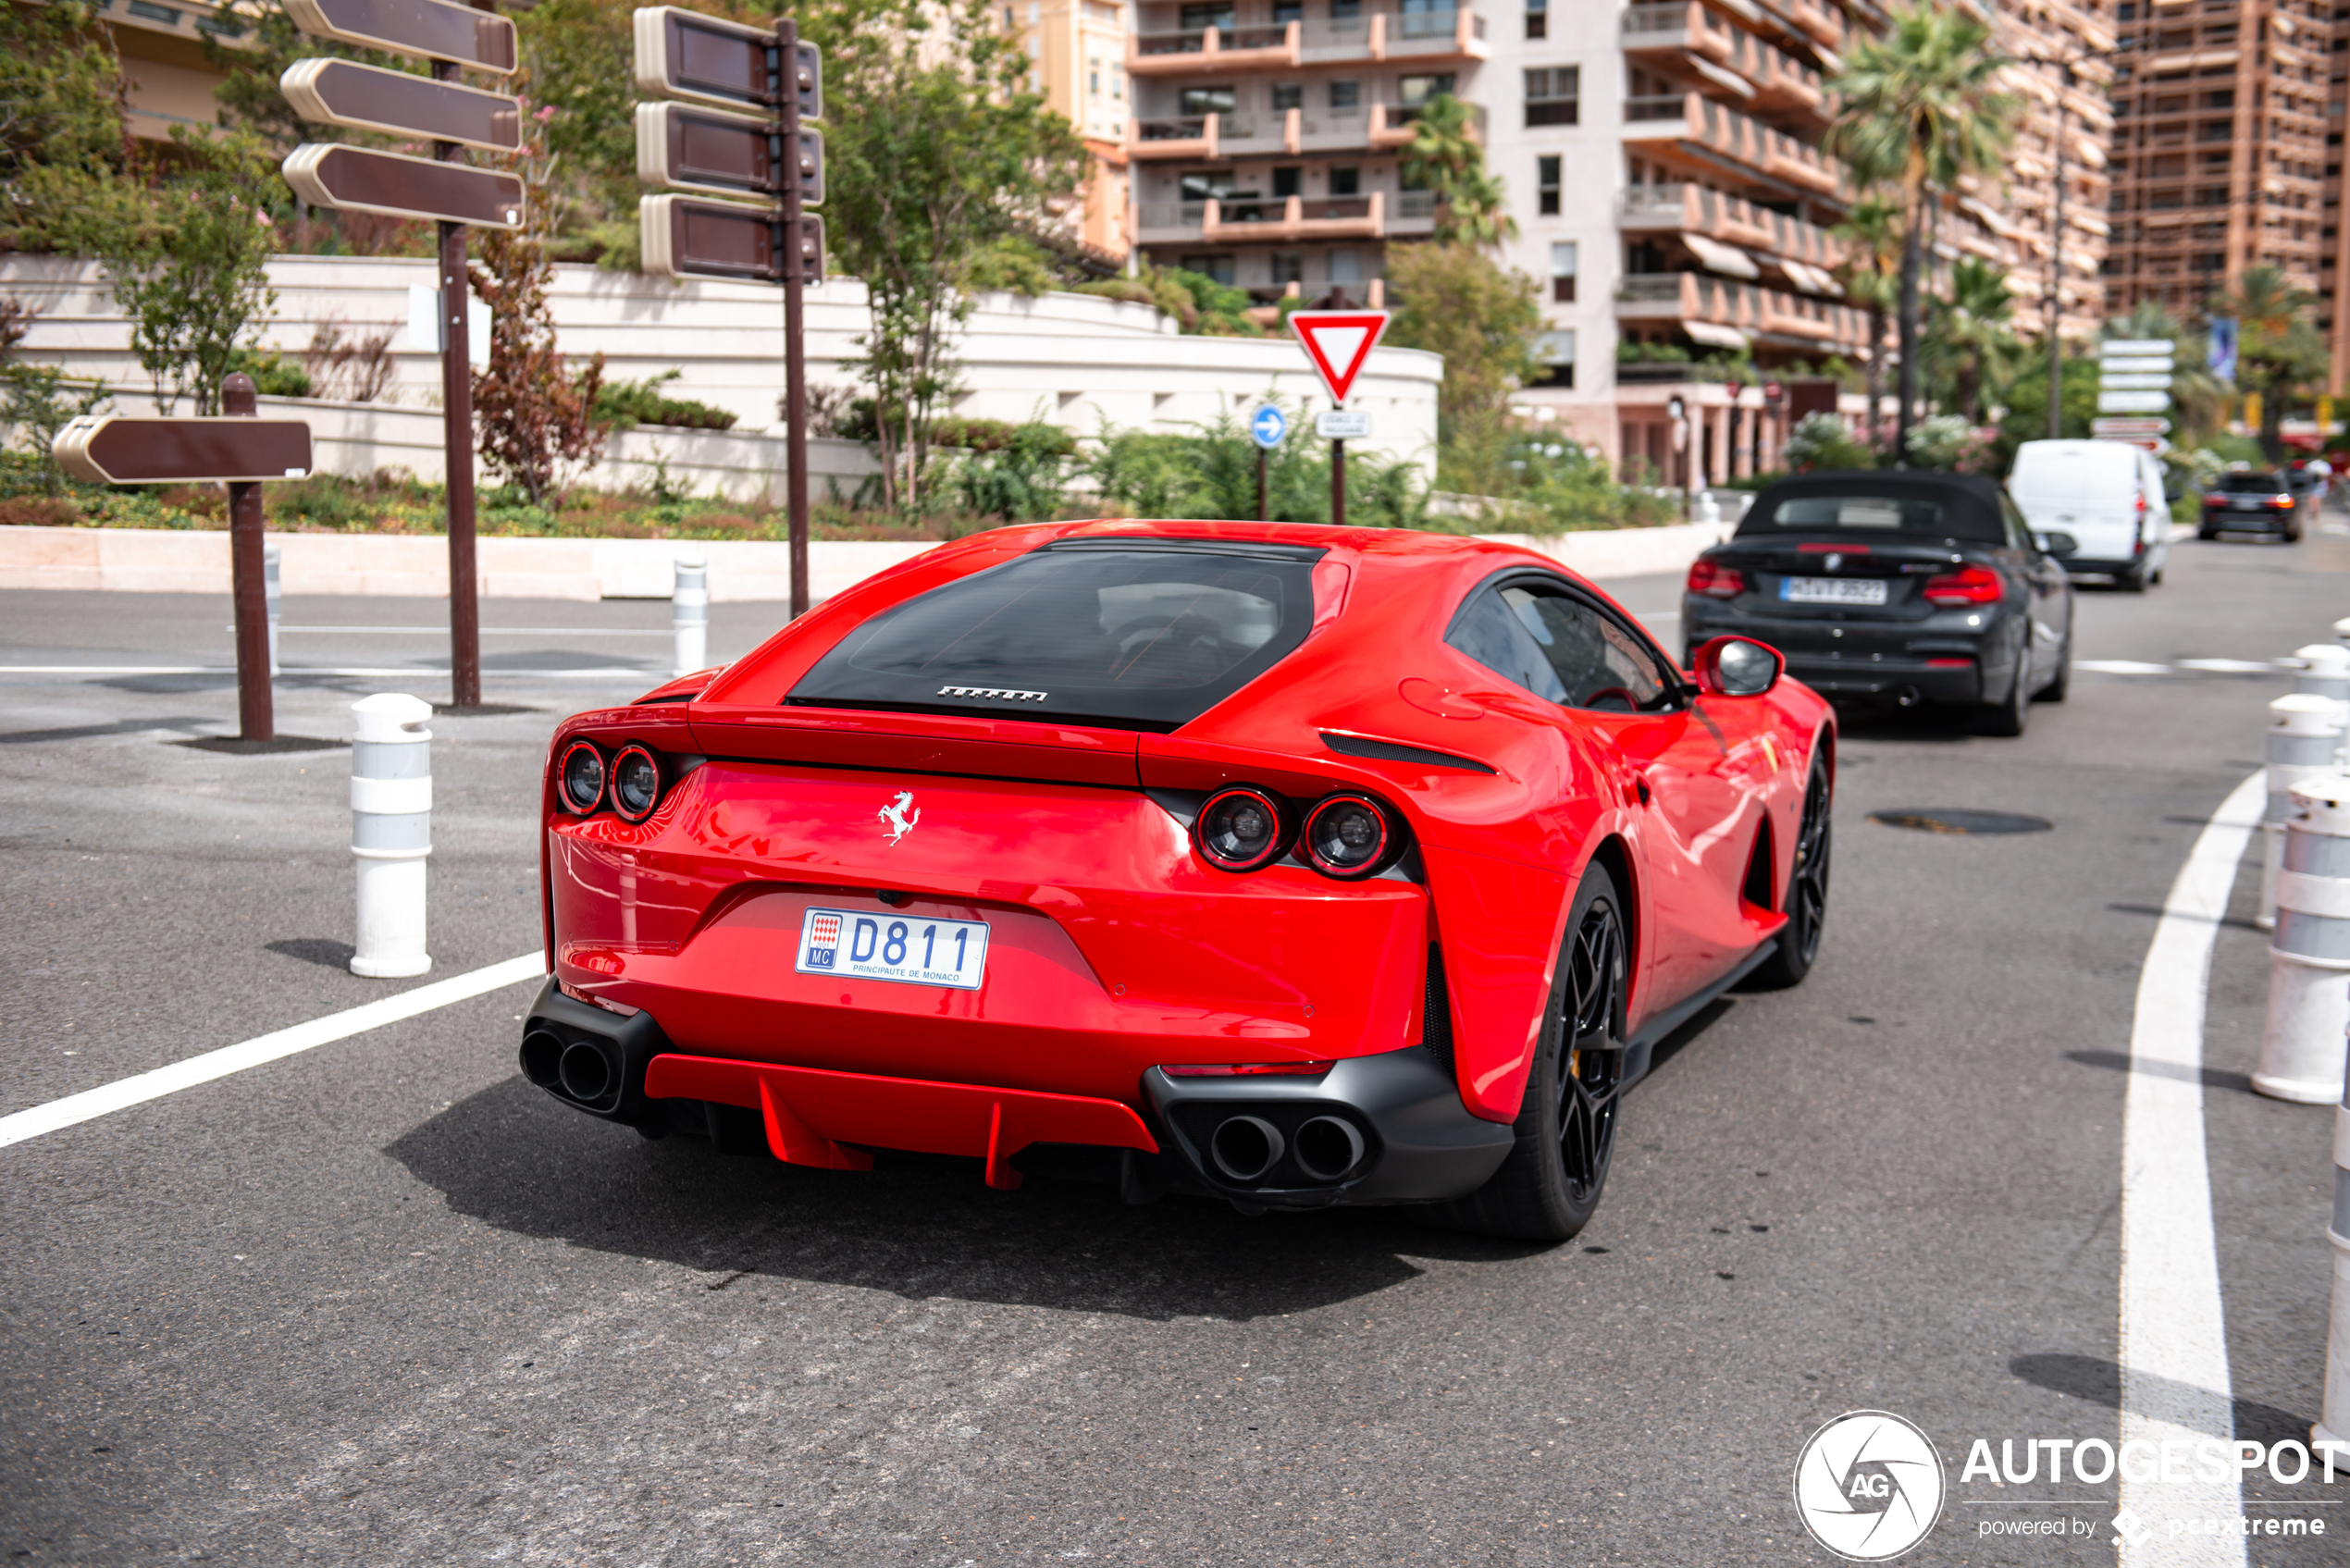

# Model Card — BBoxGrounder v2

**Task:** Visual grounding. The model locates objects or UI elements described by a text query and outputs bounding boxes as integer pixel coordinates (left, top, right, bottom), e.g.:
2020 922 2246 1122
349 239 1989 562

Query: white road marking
2080 660 2179 676
0 954 543 1150
0 665 655 679
2175 659 2285 674
2118 770 2263 1568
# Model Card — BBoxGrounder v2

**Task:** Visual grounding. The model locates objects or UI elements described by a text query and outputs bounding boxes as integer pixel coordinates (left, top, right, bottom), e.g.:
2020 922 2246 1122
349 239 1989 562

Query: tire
1976 656 2031 736
1417 862 1628 1242
1748 756 1831 990
2149 567 2164 586
2034 629 2071 703
2196 528 2216 541
2119 567 2147 594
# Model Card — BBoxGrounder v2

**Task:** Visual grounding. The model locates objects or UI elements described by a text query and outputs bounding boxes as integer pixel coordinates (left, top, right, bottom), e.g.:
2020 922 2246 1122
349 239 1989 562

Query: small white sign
1316 409 1372 439
2101 338 2174 357
2098 372 2174 391
2097 389 2171 413
405 284 491 369
2099 355 2175 375
2092 416 2172 436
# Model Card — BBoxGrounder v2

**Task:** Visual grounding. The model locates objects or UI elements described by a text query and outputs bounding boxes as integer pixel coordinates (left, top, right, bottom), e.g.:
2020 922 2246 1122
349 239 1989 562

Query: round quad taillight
1194 786 1290 871
559 741 605 815
1302 794 1395 879
610 745 663 822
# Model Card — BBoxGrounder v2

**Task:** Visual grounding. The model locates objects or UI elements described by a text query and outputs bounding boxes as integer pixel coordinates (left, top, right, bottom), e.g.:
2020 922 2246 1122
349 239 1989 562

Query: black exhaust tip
520 1030 565 1089
1208 1115 1285 1182
1292 1115 1367 1181
558 1041 614 1105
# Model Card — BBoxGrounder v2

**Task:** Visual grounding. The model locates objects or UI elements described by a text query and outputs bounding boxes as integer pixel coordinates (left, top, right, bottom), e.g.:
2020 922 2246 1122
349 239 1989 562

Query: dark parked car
2200 471 2305 541
1682 471 2074 735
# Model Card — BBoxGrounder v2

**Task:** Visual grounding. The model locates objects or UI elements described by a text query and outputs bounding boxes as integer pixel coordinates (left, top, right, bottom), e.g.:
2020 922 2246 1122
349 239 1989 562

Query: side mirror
1692 636 1783 698
2035 530 2079 556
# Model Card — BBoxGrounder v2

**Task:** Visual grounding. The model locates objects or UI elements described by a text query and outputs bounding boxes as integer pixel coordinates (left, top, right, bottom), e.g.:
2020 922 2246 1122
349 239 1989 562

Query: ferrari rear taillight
1922 564 2003 606
610 746 663 823
1195 786 1291 870
1686 558 1745 598
1302 794 1394 879
559 741 606 815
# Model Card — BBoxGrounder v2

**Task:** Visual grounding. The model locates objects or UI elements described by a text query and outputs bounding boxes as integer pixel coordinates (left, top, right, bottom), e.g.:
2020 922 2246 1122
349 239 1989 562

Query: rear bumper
2203 511 2294 533
2059 555 2146 577
1779 659 1983 702
518 977 1513 1208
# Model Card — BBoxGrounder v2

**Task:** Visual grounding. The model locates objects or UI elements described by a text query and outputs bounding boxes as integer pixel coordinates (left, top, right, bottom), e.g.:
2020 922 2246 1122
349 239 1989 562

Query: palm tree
1832 194 1902 448
2207 265 2329 459
1930 257 2021 423
1401 94 1515 248
1826 2 2021 460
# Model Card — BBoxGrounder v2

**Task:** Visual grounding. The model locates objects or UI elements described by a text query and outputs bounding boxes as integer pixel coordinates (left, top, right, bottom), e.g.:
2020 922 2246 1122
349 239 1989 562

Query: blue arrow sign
1250 404 1287 450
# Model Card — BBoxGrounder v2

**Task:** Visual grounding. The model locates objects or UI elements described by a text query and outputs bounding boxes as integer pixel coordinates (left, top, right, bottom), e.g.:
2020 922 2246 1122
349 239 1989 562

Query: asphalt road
2 534 2347 1566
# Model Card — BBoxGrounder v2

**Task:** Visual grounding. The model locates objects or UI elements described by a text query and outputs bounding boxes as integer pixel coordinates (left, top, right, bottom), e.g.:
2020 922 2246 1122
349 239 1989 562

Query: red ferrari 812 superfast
522 521 1835 1240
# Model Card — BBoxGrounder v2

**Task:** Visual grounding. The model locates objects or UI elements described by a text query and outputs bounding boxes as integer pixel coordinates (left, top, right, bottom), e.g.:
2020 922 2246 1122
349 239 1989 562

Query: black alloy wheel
1976 647 2032 736
1416 862 1628 1242
2034 627 2071 704
1750 757 1831 989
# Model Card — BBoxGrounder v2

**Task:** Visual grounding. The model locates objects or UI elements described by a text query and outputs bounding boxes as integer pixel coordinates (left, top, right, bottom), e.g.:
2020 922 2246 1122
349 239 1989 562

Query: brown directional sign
280 58 521 152
634 102 822 204
283 143 525 229
640 194 823 284
53 417 314 486
633 6 822 118
283 0 516 72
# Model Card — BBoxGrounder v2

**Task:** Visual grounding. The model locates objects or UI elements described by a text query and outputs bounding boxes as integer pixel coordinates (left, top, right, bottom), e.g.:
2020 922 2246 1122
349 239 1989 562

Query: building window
1329 249 1362 283
1526 0 1546 37
1537 155 1561 216
1330 0 1360 19
2117 0 2135 16
1090 69 1101 95
1181 86 1237 116
1273 166 1302 196
1330 166 1361 195
1550 241 1577 302
1330 80 1362 110
1272 81 1303 110
1400 73 1455 106
1274 0 1302 19
1526 67 1579 127
1533 328 1575 388
1181 253 1237 283
1181 3 1234 30
1272 253 1304 284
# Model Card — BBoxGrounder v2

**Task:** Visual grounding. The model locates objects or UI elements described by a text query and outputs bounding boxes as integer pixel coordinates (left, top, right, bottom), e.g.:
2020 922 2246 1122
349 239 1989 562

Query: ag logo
1793 1410 1945 1561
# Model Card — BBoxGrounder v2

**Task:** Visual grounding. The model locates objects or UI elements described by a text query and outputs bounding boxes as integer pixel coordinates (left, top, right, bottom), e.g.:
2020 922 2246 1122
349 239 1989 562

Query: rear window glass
1738 482 2006 542
1755 495 1945 531
788 542 1322 731
2215 473 2288 493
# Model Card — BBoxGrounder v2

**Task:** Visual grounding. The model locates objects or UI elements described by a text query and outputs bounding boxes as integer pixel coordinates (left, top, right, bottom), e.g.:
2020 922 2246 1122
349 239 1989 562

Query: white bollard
2313 1067 2350 1466
2333 615 2350 650
2258 773 2350 1101
263 539 281 676
2296 643 2350 726
673 549 709 676
349 693 433 978
2262 695 2345 930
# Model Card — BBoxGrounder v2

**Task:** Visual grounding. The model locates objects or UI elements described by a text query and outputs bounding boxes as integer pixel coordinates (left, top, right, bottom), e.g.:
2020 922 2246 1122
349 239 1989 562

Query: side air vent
1422 943 1454 1072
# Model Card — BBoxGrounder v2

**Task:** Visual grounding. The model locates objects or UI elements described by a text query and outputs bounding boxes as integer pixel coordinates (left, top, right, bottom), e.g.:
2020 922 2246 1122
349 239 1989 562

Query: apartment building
2105 0 2328 339
1980 1 2114 346
1004 0 1139 263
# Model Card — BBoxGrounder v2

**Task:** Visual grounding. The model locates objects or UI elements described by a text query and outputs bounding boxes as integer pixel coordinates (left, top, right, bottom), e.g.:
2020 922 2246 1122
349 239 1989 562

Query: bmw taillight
2272 494 2295 509
1922 564 2004 606
610 745 663 823
559 741 605 815
1194 786 1291 871
1687 558 1746 598
1302 794 1396 879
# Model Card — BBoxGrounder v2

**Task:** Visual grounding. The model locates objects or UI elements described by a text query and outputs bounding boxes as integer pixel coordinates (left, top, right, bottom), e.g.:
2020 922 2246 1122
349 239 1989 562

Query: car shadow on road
2061 1048 2256 1096
385 1076 1552 1323
2009 1352 2310 1449
1827 705 1980 745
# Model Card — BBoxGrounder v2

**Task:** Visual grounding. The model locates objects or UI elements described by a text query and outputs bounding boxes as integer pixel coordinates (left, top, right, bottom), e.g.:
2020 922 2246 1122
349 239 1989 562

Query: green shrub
593 370 738 431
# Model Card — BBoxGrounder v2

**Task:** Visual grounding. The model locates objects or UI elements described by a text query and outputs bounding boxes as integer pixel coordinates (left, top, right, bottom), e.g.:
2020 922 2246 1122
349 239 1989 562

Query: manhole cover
1868 809 2052 835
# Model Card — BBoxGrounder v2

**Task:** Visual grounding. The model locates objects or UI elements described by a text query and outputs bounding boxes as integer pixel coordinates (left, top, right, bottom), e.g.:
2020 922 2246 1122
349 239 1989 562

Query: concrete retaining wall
0 520 1733 601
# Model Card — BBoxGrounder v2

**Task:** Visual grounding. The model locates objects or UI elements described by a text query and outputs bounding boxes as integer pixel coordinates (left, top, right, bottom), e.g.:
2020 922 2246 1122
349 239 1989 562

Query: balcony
1368 98 1486 148
1614 183 1847 270
1614 270 1864 352
1299 106 1370 150
1129 114 1218 159
1622 3 1737 65
1623 93 1843 199
1391 188 1437 235
1202 191 1386 241
1296 5 1490 65
1130 21 1301 76
1137 201 1207 241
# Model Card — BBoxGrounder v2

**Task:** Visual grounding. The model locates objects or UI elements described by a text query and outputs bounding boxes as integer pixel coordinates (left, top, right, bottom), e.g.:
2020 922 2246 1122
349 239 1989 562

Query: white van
2008 439 2171 592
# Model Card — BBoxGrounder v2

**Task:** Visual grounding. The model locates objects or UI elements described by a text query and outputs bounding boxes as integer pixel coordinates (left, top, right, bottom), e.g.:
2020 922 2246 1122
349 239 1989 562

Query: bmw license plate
795 907 990 991
1780 576 1888 605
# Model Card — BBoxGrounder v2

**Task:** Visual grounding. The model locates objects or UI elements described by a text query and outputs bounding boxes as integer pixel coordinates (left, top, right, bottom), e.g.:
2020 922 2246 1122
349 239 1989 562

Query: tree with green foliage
1831 195 1901 443
1994 353 2099 462
0 0 143 253
1400 95 1513 249
2208 265 2329 460
1082 403 1434 527
795 0 1088 511
1927 257 2021 424
1383 240 1540 493
1826 2 2019 456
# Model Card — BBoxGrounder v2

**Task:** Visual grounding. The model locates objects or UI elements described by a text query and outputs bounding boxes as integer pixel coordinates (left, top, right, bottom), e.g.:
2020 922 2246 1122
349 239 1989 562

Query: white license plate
795 907 990 990
1781 576 1888 605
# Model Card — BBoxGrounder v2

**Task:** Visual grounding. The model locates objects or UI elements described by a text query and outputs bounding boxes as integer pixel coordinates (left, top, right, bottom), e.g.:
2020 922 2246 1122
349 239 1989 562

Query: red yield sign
1288 310 1389 406
54 416 313 485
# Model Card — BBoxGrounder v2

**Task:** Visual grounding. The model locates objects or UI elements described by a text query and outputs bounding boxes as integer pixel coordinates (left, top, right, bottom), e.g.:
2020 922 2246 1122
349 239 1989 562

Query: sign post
635 6 824 616
1248 402 1285 521
1289 310 1387 529
54 392 313 743
280 0 526 711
